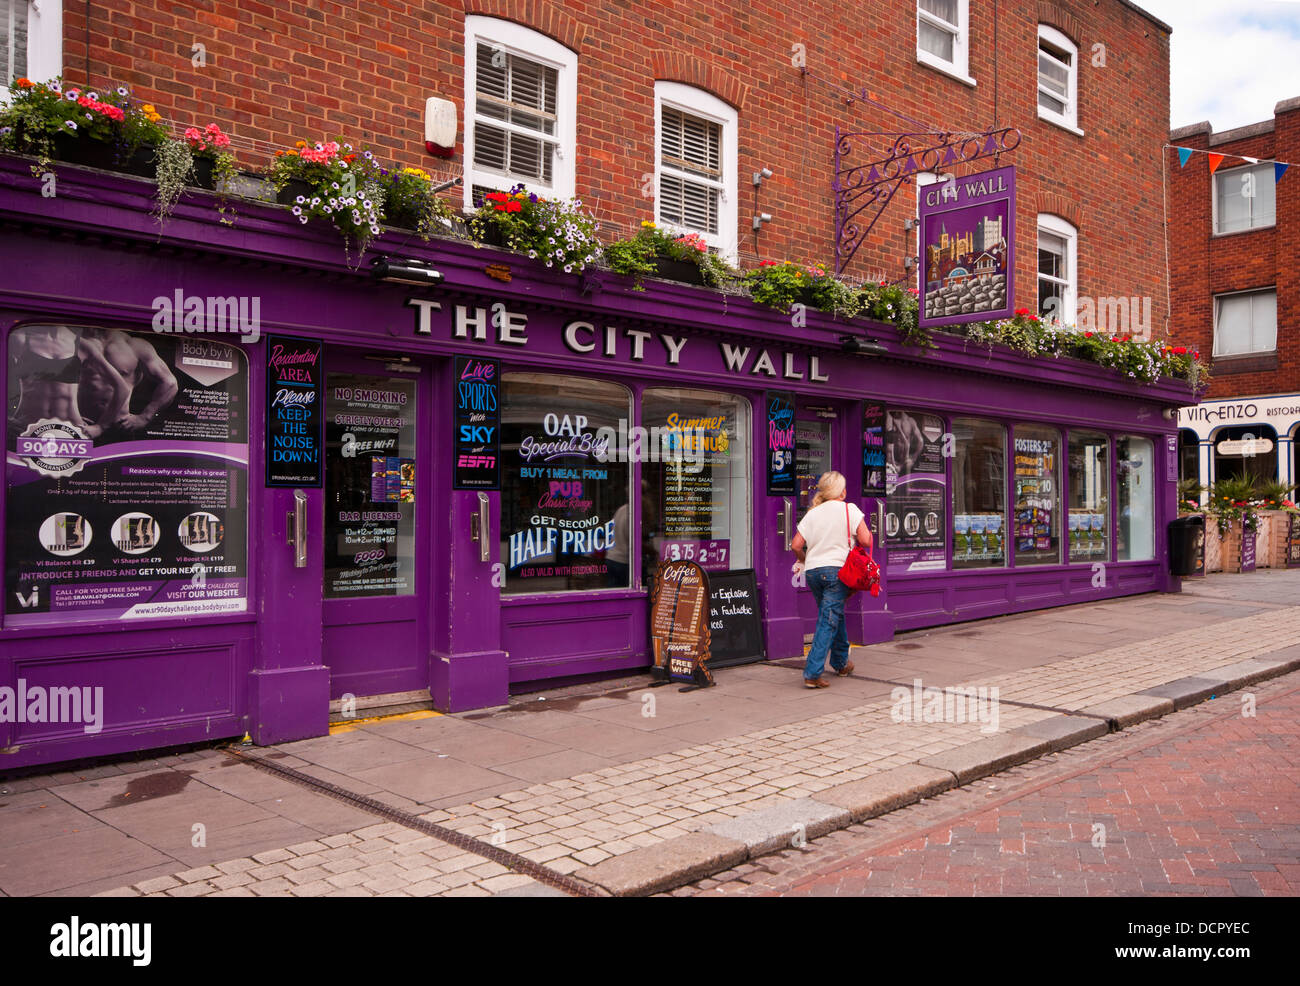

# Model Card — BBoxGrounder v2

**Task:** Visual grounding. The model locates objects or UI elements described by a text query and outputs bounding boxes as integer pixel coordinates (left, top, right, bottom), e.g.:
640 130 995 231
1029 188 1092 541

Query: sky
1135 0 1300 132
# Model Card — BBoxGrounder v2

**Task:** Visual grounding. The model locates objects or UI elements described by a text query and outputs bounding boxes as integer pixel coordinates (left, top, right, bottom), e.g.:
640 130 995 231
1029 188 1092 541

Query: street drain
221 745 603 897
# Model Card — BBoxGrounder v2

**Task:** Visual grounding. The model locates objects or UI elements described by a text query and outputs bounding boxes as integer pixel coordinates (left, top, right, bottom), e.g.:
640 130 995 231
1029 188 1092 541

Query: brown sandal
804 676 829 689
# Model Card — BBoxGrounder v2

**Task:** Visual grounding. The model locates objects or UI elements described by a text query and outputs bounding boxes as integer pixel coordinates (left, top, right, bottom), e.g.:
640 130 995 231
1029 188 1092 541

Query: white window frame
1212 163 1276 235
653 81 738 262
1037 213 1077 327
916 0 974 88
462 15 577 211
1037 25 1082 136
1 1 62 104
1213 288 1277 357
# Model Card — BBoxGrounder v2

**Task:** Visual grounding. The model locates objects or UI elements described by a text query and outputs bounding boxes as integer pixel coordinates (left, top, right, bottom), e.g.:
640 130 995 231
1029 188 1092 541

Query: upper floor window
1213 163 1276 234
463 16 576 210
654 82 737 260
1 1 61 103
1214 289 1277 356
1037 25 1080 133
917 0 971 84
1037 214 1077 326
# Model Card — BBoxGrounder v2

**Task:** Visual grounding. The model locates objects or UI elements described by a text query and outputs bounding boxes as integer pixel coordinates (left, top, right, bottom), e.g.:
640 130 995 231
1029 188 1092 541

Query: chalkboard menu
766 391 796 495
650 560 713 685
1288 514 1300 569
707 569 765 668
1240 529 1257 573
266 335 323 487
453 355 500 489
863 401 886 497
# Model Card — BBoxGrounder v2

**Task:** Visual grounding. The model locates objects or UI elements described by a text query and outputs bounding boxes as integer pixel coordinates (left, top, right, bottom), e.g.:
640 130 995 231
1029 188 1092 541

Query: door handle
779 497 793 551
286 489 307 568
470 491 490 562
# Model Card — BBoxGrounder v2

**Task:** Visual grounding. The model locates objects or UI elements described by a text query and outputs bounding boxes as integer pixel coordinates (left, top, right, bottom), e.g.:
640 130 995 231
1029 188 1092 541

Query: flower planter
651 257 705 285
384 207 423 231
474 223 507 248
121 145 156 178
53 132 118 171
276 178 315 206
190 156 217 190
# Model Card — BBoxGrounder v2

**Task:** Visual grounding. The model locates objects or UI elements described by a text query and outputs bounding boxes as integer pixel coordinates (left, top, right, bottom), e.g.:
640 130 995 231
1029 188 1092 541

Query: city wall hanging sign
918 165 1016 330
766 391 797 496
407 300 832 385
453 355 500 490
650 560 714 689
266 335 323 487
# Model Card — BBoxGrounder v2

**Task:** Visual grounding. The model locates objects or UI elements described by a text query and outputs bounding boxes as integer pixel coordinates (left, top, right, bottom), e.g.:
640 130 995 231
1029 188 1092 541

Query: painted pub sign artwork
919 165 1015 328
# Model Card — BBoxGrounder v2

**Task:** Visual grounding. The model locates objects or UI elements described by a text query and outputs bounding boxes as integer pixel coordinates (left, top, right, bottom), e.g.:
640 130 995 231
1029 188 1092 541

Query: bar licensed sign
453 355 500 489
766 391 796 496
266 336 323 487
650 560 713 687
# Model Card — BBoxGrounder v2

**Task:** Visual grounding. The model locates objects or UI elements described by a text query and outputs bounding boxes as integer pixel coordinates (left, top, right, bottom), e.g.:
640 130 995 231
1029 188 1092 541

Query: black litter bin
1169 515 1206 577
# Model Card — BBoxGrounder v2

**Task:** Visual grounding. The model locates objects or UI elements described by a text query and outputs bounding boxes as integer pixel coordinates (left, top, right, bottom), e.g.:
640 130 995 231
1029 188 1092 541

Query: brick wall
57 0 1169 318
1168 100 1300 401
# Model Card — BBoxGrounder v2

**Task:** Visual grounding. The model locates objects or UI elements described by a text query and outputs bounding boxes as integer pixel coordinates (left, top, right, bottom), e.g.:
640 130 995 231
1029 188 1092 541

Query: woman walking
791 471 873 688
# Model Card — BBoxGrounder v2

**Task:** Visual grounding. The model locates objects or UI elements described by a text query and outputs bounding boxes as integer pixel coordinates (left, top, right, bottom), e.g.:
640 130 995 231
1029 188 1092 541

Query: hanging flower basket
275 177 314 205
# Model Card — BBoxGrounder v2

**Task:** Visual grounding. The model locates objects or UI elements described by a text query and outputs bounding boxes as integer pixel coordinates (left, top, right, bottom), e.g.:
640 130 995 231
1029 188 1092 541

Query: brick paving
678 672 1300 896
77 583 1300 898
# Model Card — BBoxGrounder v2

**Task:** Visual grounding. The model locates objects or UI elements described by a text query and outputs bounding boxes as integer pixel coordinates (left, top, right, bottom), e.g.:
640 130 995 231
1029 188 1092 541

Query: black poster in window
862 401 887 497
265 335 323 487
453 355 500 490
766 391 796 496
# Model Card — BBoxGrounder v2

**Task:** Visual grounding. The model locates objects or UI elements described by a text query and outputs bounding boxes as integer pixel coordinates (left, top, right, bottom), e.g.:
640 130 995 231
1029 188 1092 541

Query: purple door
794 400 847 635
320 351 434 699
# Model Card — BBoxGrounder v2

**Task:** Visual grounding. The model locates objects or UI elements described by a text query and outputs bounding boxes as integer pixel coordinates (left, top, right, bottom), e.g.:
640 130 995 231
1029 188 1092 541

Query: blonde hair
811 470 847 508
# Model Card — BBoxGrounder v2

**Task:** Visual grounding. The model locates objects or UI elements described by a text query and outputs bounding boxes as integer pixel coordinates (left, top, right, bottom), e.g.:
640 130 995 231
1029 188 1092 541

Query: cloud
1135 0 1300 132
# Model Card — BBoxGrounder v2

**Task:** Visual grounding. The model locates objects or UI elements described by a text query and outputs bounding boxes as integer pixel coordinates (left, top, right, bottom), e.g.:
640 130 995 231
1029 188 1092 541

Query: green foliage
1177 478 1205 514
860 281 928 347
744 260 861 318
1208 475 1261 536
151 138 194 226
601 220 739 289
469 184 601 273
379 165 456 238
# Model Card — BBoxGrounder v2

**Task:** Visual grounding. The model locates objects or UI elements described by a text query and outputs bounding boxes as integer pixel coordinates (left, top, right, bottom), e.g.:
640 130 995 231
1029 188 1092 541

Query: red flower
505 200 522 213
1084 331 1093 338
1173 346 1186 355
1015 307 1030 316
485 192 507 203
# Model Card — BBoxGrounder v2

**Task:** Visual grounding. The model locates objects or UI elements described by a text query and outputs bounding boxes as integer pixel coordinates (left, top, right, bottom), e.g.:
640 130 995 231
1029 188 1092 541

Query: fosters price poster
6 327 248 626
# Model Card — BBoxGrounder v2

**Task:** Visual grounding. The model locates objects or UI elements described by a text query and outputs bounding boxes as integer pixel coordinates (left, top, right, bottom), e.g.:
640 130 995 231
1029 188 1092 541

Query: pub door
320 350 438 699
793 399 854 637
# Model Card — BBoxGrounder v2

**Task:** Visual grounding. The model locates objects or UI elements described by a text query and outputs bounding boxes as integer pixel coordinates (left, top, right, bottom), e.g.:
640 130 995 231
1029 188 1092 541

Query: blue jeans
804 567 850 680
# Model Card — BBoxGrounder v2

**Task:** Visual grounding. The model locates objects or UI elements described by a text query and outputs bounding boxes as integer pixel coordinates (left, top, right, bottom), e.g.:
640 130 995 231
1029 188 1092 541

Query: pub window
1 1 61 104
951 418 1006 569
885 408 949 574
1067 431 1109 562
1037 214 1076 325
1213 164 1276 235
1013 424 1062 566
463 15 576 209
917 0 972 84
1037 24 1080 133
1116 436 1154 561
1214 288 1276 356
641 389 751 577
654 82 738 259
499 374 631 594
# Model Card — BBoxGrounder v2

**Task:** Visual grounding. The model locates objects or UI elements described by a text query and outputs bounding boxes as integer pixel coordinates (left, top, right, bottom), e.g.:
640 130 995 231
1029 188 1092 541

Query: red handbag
837 503 881 596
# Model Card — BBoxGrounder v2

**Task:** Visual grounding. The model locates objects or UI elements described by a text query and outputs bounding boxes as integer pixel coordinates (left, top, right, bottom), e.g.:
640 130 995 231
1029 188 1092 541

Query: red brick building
1168 99 1300 492
8 0 1171 319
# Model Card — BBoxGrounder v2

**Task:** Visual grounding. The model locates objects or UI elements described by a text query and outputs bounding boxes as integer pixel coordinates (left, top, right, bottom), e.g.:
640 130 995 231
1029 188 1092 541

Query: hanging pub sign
918 164 1016 329
650 560 714 688
265 335 323 487
766 391 796 496
862 401 887 497
453 355 500 490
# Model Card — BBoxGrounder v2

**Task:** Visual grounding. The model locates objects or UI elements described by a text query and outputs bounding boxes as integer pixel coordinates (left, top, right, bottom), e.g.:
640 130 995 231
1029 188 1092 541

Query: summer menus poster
6 326 248 625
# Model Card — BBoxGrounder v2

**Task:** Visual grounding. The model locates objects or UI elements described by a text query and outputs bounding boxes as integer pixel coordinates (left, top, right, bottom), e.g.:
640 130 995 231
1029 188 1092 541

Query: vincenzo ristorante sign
406 300 833 384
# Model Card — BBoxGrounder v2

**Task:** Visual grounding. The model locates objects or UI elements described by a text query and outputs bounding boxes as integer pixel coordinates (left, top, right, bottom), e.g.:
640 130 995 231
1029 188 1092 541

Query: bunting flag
1169 145 1292 183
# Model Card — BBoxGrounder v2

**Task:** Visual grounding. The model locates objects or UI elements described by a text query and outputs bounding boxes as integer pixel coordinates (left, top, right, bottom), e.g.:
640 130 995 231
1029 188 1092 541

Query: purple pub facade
0 158 1191 770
